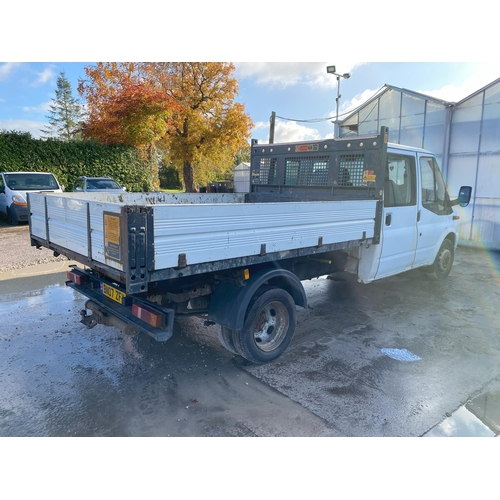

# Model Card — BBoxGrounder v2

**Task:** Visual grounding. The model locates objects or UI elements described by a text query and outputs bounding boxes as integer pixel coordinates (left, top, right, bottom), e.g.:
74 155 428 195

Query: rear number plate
101 282 126 304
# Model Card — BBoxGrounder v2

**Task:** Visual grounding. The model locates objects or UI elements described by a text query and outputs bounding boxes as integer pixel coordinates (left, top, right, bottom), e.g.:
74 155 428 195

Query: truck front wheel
233 286 296 364
428 239 454 280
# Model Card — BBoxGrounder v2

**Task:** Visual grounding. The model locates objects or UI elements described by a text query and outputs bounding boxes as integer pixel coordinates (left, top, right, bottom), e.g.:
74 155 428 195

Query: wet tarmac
242 246 500 437
1 245 500 438
0 272 335 437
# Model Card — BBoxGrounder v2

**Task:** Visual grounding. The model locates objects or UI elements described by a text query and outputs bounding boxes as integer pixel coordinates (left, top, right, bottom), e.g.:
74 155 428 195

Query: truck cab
357 143 471 282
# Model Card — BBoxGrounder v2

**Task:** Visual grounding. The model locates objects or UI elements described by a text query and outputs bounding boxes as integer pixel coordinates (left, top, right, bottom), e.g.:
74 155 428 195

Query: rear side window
384 154 416 207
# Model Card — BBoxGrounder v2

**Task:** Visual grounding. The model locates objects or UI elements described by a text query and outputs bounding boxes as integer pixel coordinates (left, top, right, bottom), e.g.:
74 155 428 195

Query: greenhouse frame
339 78 500 248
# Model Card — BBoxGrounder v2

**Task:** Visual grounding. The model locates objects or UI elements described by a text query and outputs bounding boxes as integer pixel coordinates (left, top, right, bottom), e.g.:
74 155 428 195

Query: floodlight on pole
326 65 351 136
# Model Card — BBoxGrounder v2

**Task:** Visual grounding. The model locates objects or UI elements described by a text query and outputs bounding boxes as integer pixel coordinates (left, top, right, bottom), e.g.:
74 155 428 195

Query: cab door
412 155 453 268
375 151 418 279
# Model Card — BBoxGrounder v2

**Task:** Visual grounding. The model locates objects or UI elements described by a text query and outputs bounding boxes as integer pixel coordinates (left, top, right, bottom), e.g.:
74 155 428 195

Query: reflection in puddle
466 391 500 435
423 390 500 437
423 407 495 437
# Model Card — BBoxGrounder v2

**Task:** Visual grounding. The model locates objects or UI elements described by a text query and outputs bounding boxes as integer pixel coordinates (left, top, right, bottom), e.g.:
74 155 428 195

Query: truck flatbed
29 191 379 293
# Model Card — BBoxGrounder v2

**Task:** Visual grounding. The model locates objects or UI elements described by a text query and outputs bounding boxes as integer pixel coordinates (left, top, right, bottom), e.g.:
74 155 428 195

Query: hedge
0 131 158 192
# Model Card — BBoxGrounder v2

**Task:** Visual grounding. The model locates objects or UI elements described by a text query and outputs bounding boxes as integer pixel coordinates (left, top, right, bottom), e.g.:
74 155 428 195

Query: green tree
234 145 251 166
42 71 84 141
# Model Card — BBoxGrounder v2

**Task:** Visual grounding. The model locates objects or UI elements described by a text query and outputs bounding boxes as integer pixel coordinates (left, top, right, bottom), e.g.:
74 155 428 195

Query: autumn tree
151 62 253 192
42 71 83 141
78 63 176 148
78 63 180 190
78 62 253 192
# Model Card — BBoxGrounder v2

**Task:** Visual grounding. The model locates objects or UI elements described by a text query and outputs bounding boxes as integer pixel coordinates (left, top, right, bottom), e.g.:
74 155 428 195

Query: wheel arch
208 267 307 331
431 231 457 262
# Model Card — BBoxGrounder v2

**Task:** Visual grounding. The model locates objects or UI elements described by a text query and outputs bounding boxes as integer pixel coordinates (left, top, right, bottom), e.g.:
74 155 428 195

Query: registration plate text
101 283 126 304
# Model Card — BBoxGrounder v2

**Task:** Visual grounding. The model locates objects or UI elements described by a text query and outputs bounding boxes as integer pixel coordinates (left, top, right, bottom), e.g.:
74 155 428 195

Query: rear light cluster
67 269 87 285
132 303 163 328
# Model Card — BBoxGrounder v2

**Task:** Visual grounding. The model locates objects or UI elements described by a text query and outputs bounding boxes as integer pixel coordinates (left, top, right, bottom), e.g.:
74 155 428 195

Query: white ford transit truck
28 127 472 364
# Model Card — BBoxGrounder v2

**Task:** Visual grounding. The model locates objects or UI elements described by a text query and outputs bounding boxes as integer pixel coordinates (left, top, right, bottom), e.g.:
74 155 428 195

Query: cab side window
384 154 416 207
419 157 447 214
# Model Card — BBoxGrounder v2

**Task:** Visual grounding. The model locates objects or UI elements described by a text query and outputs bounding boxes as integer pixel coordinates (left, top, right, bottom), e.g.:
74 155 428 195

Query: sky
1 61 500 146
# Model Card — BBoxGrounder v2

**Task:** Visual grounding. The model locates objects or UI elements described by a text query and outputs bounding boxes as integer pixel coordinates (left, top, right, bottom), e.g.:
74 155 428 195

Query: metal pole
327 66 350 138
334 77 342 137
336 76 341 123
269 111 276 144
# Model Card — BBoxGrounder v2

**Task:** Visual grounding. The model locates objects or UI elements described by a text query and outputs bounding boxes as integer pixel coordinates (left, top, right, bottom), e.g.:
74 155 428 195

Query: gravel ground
0 220 70 273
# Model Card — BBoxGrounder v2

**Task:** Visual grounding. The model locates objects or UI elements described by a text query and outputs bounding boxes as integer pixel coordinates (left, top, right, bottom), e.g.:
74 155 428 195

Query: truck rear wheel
428 239 454 280
233 286 296 364
217 325 239 355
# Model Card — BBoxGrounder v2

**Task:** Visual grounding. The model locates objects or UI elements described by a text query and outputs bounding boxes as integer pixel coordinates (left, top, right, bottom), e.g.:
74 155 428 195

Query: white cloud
418 64 500 102
0 120 47 138
31 66 57 87
253 119 321 143
0 62 21 81
23 101 52 114
236 62 363 89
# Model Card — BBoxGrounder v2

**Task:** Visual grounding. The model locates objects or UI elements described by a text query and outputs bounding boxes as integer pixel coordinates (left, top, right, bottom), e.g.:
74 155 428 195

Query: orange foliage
78 62 179 147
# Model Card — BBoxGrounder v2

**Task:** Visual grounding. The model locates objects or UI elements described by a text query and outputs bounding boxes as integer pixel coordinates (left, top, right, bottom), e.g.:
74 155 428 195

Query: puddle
466 391 500 435
380 348 421 362
423 389 500 437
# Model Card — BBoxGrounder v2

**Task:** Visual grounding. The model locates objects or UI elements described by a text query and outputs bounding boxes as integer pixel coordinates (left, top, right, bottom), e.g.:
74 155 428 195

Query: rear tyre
217 325 239 355
234 286 296 364
427 239 454 280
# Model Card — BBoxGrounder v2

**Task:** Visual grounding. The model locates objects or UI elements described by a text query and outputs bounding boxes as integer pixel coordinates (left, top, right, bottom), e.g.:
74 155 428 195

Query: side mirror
451 186 472 207
75 186 83 192
458 186 472 207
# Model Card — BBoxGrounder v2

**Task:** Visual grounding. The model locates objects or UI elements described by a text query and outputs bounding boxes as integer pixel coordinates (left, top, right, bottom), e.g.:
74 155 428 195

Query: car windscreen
87 179 122 189
5 173 59 190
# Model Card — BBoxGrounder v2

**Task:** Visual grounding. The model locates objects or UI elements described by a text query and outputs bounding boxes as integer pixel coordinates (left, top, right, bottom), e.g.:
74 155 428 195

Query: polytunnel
339 79 500 247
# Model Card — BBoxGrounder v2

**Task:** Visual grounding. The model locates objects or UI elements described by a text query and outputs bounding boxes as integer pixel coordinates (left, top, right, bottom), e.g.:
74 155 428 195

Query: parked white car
73 176 126 192
0 171 63 225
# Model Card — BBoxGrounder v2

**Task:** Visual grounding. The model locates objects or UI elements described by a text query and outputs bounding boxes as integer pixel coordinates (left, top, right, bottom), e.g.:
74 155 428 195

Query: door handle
417 210 421 222
385 213 392 226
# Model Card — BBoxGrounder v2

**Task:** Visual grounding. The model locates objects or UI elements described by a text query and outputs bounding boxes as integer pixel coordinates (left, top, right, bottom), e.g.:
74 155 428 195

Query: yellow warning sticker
363 170 376 183
104 213 121 261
